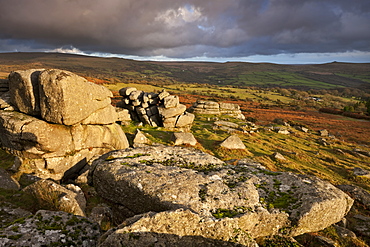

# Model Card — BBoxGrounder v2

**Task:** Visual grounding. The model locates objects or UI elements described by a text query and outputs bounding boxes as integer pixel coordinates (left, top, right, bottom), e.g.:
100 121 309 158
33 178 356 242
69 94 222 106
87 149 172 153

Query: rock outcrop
189 100 245 120
0 210 100 246
0 69 129 180
116 87 194 130
90 145 353 244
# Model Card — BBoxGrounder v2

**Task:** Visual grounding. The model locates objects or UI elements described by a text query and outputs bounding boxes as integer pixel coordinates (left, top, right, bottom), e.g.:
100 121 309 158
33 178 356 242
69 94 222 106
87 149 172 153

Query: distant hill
0 52 369 90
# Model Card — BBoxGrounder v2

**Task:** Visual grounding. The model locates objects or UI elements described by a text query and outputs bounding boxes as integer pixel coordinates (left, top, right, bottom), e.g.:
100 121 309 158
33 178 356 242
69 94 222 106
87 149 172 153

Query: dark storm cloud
0 0 369 58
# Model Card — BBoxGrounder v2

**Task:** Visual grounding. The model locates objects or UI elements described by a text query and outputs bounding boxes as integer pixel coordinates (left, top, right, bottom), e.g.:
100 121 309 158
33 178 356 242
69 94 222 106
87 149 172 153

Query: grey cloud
0 0 369 58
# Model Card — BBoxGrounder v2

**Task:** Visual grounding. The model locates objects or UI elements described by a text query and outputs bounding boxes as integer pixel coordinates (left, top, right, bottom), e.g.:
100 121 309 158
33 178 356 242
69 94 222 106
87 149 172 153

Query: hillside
0 56 370 246
0 52 370 91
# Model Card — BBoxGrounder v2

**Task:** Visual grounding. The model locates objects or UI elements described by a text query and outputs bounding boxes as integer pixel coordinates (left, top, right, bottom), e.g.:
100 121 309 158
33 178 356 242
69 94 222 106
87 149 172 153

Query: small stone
353 167 370 179
133 129 151 145
319 129 329 137
272 152 286 161
295 126 309 133
275 128 290 135
171 132 197 146
219 135 246 149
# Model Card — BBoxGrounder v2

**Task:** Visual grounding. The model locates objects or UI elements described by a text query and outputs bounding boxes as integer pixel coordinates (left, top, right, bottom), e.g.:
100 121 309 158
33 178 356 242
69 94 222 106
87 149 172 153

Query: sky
0 0 369 64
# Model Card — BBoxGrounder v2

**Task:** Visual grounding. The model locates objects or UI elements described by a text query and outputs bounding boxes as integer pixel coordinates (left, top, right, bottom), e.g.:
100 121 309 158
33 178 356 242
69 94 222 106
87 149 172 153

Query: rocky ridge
116 87 195 130
189 100 246 120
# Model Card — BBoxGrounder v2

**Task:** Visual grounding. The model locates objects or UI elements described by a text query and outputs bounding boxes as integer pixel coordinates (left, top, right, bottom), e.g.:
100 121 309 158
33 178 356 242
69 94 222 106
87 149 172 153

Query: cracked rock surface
90 145 353 244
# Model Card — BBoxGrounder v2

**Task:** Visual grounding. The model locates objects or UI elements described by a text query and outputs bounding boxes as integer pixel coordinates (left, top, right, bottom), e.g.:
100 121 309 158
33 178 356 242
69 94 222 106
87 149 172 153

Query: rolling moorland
0 52 370 246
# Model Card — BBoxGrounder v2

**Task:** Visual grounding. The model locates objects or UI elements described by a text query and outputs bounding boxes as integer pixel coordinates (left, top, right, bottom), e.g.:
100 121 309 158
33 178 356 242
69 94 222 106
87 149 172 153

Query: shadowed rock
9 69 44 116
0 168 20 190
23 180 86 216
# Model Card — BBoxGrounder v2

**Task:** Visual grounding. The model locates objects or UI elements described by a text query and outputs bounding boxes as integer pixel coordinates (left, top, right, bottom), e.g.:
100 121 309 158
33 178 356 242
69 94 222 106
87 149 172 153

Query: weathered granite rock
353 167 370 179
158 104 187 118
214 121 239 129
133 129 151 146
0 91 13 110
220 135 246 149
80 104 117 125
115 107 131 124
220 102 245 120
163 95 179 108
295 126 309 133
337 184 370 209
158 90 170 100
0 202 32 227
129 90 143 101
189 100 245 119
90 146 353 241
272 152 286 161
0 110 74 158
214 120 242 133
162 116 178 128
99 209 259 247
348 214 370 237
175 112 195 128
119 87 137 96
319 129 329 137
0 168 20 190
39 69 113 125
275 127 290 135
117 88 193 129
23 179 86 216
171 132 197 146
0 110 129 180
0 210 100 246
189 100 220 115
8 69 44 116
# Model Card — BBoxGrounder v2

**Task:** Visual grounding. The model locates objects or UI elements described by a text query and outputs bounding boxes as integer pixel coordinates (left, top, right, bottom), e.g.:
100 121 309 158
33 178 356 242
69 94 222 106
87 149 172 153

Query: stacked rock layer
0 69 129 180
117 87 194 130
189 100 245 120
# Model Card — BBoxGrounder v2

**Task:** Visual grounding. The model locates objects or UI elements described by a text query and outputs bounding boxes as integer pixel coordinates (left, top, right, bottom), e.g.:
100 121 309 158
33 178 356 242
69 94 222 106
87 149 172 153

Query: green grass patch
0 149 15 170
